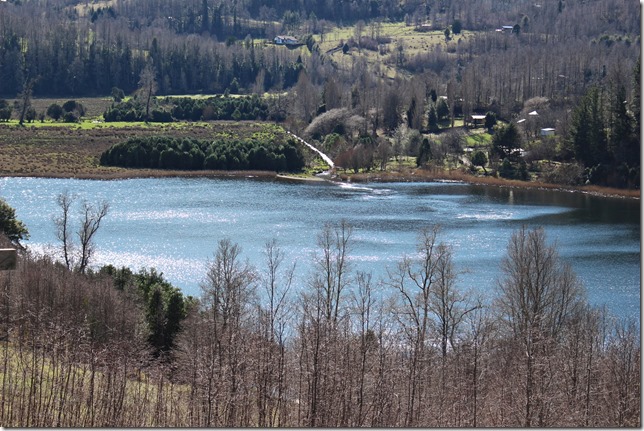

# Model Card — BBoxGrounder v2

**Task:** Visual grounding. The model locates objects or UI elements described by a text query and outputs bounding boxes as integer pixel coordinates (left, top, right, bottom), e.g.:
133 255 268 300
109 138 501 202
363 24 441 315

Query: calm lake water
0 176 639 322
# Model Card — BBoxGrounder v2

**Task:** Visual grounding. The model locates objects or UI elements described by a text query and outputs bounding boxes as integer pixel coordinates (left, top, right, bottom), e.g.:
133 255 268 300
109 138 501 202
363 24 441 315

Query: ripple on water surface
0 177 638 322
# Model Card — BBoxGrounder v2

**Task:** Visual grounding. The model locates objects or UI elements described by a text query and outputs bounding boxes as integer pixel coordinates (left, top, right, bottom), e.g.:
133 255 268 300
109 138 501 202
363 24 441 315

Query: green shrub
101 136 305 172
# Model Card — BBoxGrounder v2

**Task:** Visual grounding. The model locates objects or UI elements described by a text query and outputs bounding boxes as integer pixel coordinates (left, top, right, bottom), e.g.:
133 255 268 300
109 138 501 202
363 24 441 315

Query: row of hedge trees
103 95 269 122
100 136 305 172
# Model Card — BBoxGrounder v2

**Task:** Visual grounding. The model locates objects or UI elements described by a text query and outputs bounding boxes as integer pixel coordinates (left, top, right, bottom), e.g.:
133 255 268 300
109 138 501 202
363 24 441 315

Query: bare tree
428 242 479 357
16 78 35 126
350 271 378 426
255 239 295 427
77 200 109 274
54 192 109 274
138 62 158 121
54 191 73 270
299 221 353 426
200 239 256 426
312 220 352 324
375 138 392 171
497 226 585 427
292 71 319 125
388 225 444 426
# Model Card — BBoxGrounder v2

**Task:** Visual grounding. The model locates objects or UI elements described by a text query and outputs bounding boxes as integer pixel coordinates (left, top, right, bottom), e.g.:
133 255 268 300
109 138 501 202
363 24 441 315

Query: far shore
0 122 637 200
2 167 639 200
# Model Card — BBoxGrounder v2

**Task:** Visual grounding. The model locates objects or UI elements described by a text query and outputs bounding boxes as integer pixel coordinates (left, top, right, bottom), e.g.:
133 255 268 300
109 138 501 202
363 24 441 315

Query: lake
0 176 639 322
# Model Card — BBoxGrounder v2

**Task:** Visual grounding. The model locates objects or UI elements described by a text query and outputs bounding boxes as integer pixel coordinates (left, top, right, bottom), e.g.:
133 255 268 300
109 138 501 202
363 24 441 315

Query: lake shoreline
2 167 638 200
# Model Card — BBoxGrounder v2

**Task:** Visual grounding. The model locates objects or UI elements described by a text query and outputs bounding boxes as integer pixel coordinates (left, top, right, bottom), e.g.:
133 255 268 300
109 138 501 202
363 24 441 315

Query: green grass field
465 131 492 147
316 22 471 79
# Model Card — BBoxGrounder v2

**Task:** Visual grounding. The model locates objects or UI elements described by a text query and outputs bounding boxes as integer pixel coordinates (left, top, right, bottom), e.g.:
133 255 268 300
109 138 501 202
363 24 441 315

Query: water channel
0 176 639 322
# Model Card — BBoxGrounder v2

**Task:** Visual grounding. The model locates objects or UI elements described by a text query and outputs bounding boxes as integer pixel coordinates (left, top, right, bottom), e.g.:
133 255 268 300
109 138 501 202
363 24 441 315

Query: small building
470 114 487 128
540 128 555 136
274 35 299 45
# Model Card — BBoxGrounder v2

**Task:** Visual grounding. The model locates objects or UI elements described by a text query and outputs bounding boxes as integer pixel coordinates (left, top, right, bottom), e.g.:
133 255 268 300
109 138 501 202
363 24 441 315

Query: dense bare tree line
0 223 639 427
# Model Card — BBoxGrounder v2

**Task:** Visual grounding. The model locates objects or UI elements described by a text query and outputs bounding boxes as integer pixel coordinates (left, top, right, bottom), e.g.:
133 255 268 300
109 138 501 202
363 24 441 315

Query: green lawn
465 131 492 147
316 21 472 79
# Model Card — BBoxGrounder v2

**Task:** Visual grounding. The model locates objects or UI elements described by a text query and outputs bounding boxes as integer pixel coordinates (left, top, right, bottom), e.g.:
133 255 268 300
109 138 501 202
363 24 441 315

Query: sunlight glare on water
0 176 639 322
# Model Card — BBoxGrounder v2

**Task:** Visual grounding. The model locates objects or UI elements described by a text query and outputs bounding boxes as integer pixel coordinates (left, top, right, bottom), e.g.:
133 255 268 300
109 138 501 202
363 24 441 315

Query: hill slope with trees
0 0 639 188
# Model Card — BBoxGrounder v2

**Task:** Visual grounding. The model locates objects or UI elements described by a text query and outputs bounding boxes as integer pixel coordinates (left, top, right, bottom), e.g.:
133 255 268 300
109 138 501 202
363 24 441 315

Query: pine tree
608 83 632 165
567 87 608 168
201 0 210 33
631 58 640 161
427 104 439 133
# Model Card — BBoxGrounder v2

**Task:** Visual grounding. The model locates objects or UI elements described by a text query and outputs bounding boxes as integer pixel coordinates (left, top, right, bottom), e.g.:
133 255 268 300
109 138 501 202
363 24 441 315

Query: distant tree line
103 95 270 122
0 5 304 97
99 136 306 172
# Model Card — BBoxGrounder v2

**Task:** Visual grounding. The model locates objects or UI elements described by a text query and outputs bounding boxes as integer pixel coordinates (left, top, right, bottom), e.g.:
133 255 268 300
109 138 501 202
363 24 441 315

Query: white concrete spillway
286 131 335 169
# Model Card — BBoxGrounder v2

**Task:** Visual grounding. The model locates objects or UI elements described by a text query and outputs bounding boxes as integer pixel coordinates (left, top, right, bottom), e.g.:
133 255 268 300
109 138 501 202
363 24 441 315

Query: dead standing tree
138 63 158 121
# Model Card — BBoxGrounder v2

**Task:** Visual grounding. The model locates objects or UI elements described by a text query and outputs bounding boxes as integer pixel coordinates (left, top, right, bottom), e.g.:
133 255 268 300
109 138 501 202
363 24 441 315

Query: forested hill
0 0 640 188
0 0 639 98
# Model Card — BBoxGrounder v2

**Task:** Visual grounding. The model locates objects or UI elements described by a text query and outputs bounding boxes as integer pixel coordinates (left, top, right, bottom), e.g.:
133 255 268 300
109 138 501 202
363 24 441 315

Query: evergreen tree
452 19 462 35
608 83 632 165
406 96 416 129
427 104 439 133
631 57 640 154
492 123 521 159
201 0 210 33
471 150 488 173
484 112 497 131
429 88 437 103
416 138 432 167
567 87 608 168
0 199 29 245
436 98 449 121
146 287 166 354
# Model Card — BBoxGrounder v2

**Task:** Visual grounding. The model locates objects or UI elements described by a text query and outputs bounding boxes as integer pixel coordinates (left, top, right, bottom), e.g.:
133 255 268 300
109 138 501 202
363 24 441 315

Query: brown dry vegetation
340 166 641 199
0 226 640 427
0 122 291 179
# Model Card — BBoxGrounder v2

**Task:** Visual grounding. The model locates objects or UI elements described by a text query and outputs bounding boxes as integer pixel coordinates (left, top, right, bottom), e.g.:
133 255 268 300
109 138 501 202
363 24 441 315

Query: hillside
0 0 639 189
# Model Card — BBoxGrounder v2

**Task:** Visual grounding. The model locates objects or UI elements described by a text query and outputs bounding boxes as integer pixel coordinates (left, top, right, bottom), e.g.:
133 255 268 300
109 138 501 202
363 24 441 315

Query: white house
540 128 555 136
497 25 514 32
274 35 299 45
